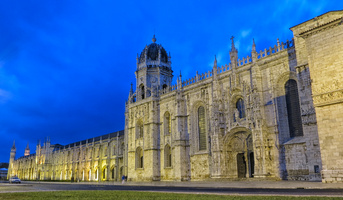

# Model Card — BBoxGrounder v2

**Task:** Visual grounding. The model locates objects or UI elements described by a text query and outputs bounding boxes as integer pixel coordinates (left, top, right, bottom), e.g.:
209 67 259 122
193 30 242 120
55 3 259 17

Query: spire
24 142 30 156
229 35 238 68
252 38 256 52
152 34 156 43
11 140 16 150
214 55 217 68
177 70 182 90
129 82 133 95
230 36 237 53
251 38 257 62
213 55 218 79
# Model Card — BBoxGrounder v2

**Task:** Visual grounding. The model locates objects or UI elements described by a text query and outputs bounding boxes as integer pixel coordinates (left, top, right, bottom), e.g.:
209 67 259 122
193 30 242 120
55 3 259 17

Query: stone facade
125 19 325 180
291 10 343 183
8 11 343 183
8 131 125 181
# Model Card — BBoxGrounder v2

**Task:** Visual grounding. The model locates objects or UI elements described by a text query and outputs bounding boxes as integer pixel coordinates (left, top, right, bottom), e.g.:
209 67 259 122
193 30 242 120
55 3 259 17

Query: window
95 169 98 180
136 147 143 168
111 167 115 179
198 106 206 151
164 112 171 135
164 145 171 168
104 146 108 157
285 80 303 137
140 84 145 99
102 167 106 180
314 165 320 173
236 98 245 119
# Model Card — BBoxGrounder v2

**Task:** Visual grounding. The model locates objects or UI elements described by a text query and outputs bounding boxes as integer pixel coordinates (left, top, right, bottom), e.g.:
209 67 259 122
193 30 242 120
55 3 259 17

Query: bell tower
133 35 173 101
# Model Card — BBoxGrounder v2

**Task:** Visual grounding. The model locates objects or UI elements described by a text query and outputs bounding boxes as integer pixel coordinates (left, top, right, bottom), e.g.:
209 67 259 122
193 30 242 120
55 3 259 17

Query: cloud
241 29 252 38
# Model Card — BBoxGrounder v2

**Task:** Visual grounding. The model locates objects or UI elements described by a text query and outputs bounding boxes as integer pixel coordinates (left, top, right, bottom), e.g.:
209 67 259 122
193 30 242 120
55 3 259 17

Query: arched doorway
225 130 254 178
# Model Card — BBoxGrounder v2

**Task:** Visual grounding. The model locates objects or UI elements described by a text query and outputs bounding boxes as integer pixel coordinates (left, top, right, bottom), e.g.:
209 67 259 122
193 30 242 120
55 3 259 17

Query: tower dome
131 35 173 103
138 35 170 65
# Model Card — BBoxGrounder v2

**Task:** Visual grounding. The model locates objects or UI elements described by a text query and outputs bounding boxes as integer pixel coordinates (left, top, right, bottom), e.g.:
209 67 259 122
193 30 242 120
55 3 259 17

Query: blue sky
0 0 342 162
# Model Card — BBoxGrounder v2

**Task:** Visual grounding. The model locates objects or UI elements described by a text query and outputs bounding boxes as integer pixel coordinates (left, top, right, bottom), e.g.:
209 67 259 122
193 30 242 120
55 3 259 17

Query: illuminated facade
9 10 343 183
8 131 125 181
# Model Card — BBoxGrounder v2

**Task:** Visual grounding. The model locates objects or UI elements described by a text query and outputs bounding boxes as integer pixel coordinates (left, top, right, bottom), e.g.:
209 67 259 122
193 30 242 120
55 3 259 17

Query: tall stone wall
291 10 343 183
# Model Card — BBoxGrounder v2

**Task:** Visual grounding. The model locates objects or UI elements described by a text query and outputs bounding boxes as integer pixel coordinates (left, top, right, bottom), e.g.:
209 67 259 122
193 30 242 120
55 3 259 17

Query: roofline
56 130 124 149
289 10 343 30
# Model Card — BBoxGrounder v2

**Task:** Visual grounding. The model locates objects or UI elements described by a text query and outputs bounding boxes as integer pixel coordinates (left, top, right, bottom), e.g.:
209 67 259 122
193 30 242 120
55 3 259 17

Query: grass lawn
0 191 342 200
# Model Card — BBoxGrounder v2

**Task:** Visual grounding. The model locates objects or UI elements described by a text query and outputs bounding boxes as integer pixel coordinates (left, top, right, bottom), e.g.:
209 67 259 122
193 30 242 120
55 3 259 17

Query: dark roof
139 43 168 64
54 130 124 150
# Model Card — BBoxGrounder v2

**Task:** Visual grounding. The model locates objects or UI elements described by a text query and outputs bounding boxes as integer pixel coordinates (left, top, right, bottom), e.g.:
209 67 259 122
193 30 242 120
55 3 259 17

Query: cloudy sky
0 0 342 162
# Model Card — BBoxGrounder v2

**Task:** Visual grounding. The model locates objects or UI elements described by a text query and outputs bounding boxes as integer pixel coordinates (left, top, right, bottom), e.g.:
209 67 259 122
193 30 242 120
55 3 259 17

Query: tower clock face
151 76 157 83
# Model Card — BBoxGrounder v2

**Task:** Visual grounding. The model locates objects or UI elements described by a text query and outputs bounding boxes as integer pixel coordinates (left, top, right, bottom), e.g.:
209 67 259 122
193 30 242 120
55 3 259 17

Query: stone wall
291 10 343 183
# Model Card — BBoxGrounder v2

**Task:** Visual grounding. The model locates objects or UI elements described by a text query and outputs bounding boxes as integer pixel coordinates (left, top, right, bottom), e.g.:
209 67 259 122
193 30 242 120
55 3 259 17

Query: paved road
1 182 343 197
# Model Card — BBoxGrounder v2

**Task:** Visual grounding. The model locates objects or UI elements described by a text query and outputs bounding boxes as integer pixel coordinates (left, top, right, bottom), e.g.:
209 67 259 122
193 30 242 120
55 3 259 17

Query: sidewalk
28 179 343 190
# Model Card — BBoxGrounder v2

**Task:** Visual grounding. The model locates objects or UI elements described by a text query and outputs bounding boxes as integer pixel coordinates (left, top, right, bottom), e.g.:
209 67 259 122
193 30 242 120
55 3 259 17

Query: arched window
102 167 106 180
285 80 303 137
164 112 171 135
113 145 116 155
198 106 206 151
164 145 171 168
136 147 143 168
95 169 98 180
236 98 245 119
140 84 145 99
111 167 115 179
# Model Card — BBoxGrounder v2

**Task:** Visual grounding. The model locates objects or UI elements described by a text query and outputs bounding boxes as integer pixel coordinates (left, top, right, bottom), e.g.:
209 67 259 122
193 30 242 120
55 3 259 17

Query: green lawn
0 191 342 200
